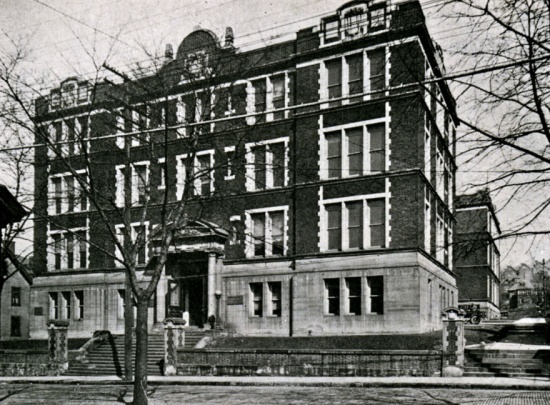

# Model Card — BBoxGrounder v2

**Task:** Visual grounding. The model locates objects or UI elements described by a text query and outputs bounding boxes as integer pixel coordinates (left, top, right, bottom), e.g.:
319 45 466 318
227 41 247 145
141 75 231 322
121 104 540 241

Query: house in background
454 189 501 319
31 0 458 339
0 184 32 339
500 261 548 319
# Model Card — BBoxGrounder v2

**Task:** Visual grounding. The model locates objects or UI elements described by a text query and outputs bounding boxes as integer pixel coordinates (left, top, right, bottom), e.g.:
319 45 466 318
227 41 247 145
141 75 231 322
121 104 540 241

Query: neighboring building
500 261 548 319
31 0 458 339
454 189 501 319
0 248 34 339
0 184 32 339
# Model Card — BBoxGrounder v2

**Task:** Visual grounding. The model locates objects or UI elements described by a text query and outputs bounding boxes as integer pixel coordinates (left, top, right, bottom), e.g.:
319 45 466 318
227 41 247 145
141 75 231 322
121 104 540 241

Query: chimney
165 44 174 61
224 27 235 48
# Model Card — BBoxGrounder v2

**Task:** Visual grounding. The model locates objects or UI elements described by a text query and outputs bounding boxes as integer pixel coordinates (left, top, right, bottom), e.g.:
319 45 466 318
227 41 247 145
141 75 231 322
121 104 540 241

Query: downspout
289 54 298 337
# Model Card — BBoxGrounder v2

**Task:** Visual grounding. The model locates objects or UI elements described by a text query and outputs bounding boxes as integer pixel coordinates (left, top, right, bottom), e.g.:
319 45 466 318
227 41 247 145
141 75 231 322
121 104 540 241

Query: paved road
1 384 550 404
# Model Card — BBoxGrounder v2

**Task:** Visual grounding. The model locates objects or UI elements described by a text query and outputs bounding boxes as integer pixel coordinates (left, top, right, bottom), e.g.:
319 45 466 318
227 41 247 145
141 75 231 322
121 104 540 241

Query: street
1 384 550 404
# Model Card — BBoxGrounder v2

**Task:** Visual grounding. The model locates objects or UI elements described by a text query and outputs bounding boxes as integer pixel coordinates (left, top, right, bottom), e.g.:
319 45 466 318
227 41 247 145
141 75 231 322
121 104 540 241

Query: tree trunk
133 297 149 405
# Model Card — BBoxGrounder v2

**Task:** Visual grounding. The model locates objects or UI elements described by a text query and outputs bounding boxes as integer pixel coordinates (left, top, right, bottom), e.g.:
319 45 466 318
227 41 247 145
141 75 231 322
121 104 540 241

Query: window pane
250 283 263 317
368 199 385 247
251 214 265 256
347 54 363 101
369 49 385 98
369 276 384 314
347 201 363 249
271 211 284 256
347 277 362 315
271 143 285 187
326 59 342 103
253 146 266 190
269 282 282 317
369 124 385 172
197 155 211 195
272 75 285 120
326 132 341 179
324 19 339 42
326 204 341 250
253 79 266 112
325 278 340 315
347 127 363 176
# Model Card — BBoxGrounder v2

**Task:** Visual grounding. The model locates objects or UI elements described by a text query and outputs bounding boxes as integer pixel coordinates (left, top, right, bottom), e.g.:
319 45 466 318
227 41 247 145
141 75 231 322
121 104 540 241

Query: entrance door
183 277 206 327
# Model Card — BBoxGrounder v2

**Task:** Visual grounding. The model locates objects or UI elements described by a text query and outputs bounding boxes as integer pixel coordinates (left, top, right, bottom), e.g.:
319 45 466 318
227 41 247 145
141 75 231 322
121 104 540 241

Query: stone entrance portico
153 220 228 328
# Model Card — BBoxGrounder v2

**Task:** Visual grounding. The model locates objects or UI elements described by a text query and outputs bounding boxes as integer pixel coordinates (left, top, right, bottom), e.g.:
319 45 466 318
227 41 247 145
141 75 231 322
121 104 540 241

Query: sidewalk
1 375 550 390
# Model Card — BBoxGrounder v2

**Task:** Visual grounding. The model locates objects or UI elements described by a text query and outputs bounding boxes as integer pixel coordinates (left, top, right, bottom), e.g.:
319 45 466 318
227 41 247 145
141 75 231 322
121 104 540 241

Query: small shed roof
0 184 28 228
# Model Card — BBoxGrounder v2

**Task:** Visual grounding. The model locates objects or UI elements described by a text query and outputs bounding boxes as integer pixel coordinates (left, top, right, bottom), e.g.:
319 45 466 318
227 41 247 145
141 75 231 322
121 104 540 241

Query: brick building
31 0 458 339
454 190 501 319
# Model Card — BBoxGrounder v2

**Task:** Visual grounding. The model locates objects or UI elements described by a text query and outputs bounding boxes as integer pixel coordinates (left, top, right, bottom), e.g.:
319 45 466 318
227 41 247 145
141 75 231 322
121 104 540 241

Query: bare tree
1 27 274 403
441 0 550 248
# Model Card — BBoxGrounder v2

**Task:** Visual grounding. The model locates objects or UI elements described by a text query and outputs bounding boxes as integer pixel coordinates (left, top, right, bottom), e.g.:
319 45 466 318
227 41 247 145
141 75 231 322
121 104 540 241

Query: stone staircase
66 328 207 376
464 348 550 377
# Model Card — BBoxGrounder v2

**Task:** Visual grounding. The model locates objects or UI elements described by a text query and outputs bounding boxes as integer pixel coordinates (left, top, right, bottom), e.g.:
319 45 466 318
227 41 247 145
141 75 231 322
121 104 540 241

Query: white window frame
176 150 215 199
425 188 431 253
115 222 150 267
436 215 445 263
320 119 387 180
320 194 387 252
245 206 289 258
47 227 88 271
320 47 386 108
48 170 88 215
115 161 150 207
245 137 289 192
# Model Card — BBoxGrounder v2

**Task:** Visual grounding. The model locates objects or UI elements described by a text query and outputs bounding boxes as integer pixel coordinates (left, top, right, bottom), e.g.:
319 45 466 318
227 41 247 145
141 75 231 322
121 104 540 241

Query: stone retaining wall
0 350 59 376
178 349 442 377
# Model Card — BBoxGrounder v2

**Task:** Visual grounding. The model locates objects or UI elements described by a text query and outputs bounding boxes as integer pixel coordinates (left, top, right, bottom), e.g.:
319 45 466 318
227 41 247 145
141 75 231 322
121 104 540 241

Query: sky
0 0 547 269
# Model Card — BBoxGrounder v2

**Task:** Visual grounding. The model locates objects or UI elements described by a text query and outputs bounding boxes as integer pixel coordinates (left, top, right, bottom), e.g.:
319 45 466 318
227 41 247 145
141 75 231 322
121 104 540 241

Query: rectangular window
74 290 84 320
11 287 21 307
246 140 288 191
196 154 212 196
76 230 87 268
268 282 282 317
10 316 21 337
252 79 266 113
346 201 363 249
246 208 287 258
326 203 342 251
326 132 342 179
369 7 386 30
368 276 384 314
369 124 385 172
324 18 340 43
49 292 59 319
62 291 71 320
252 146 266 190
323 123 385 179
347 53 363 103
346 277 362 315
118 289 126 319
368 199 385 247
53 178 63 214
66 234 74 269
369 49 385 99
325 278 340 315
250 283 263 317
225 147 235 179
346 127 363 176
133 225 147 265
134 164 148 205
271 75 285 120
326 59 342 106
53 234 62 270
324 198 385 251
251 213 265 257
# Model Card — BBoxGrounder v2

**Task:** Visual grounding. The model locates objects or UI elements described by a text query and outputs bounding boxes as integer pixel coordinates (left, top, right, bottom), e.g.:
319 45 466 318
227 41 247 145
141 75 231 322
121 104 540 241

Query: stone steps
464 348 550 378
66 329 207 376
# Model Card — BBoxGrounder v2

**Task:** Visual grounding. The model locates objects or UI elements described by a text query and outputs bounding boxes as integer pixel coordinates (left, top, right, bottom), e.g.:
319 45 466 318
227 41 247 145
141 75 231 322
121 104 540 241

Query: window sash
325 279 340 315
369 49 385 98
326 204 342 250
346 277 362 315
250 283 263 317
347 54 363 101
